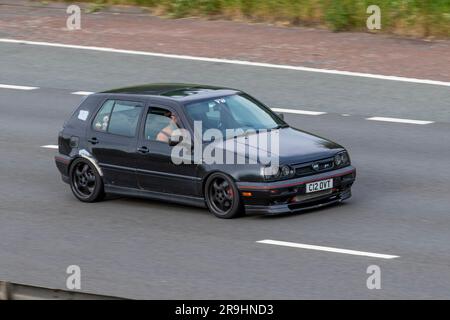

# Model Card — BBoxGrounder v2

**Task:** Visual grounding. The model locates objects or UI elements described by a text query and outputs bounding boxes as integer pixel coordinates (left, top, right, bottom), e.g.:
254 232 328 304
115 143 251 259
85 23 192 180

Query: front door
135 105 200 196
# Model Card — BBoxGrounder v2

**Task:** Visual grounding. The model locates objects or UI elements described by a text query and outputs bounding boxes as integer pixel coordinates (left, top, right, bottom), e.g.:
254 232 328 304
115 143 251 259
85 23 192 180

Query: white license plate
305 179 333 193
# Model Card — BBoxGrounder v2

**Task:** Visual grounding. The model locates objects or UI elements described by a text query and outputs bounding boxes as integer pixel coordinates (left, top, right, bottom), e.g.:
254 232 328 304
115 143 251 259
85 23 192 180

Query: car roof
99 83 241 103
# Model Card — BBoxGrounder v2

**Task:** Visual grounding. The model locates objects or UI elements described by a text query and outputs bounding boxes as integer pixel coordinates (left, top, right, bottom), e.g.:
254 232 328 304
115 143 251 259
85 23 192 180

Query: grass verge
59 0 450 37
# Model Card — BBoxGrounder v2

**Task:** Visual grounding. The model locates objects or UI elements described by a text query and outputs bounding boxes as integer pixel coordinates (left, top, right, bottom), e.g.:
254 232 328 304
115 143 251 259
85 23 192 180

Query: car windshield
185 94 286 138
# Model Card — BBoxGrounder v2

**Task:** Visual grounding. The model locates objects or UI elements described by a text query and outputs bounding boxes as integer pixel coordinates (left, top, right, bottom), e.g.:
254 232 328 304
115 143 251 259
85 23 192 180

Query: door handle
137 146 149 154
88 137 99 145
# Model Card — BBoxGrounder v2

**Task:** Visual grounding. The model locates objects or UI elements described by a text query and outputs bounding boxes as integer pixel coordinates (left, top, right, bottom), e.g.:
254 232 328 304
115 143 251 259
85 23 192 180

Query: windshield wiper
272 124 289 130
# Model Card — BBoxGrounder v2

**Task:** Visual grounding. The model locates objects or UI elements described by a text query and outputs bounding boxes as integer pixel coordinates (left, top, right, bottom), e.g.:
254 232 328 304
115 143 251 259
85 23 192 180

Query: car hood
211 127 344 165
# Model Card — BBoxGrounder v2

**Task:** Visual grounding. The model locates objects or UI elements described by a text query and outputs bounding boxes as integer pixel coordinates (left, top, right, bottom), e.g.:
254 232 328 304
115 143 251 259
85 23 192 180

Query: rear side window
93 100 143 137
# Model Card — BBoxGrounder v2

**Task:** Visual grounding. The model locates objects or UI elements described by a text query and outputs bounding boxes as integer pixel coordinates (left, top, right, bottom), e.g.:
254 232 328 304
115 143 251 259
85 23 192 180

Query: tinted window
144 107 180 143
93 100 143 137
93 100 114 132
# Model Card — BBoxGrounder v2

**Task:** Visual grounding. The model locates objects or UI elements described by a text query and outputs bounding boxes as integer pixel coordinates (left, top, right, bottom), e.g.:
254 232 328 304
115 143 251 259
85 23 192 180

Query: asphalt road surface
1 42 450 299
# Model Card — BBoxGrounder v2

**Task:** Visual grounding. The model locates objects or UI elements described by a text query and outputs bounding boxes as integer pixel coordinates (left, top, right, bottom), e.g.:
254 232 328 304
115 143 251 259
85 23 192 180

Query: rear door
86 98 144 188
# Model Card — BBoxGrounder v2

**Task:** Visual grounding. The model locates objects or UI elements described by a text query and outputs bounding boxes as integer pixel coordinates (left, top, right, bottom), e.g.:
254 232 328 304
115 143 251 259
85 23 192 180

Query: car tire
69 158 104 203
204 173 243 219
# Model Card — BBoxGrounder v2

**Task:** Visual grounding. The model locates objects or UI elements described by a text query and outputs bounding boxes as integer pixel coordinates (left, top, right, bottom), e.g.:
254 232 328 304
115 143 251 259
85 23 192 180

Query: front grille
295 166 315 176
293 157 335 177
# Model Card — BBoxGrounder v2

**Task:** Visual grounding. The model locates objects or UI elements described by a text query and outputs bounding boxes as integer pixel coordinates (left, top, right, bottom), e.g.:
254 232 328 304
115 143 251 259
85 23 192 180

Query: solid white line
41 145 58 149
0 84 39 90
72 91 94 96
366 116 434 125
1 38 449 87
257 240 400 259
272 108 326 116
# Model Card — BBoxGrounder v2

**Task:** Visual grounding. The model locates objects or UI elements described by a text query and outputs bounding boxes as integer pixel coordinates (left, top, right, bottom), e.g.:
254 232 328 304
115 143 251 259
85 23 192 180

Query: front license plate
305 178 333 193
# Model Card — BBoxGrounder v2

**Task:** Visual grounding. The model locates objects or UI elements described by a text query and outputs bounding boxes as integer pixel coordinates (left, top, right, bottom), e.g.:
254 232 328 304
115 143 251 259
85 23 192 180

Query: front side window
144 107 181 143
93 100 143 137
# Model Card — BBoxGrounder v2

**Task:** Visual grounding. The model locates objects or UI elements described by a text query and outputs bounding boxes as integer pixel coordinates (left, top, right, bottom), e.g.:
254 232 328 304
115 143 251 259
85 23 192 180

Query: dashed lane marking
257 239 400 259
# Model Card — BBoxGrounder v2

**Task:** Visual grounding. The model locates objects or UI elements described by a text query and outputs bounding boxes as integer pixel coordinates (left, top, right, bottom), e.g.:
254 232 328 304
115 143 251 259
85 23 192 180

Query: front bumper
237 166 356 215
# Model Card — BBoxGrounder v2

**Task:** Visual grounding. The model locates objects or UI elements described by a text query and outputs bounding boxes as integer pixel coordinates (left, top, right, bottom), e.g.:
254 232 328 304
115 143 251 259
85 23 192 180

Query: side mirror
169 135 182 146
277 113 284 120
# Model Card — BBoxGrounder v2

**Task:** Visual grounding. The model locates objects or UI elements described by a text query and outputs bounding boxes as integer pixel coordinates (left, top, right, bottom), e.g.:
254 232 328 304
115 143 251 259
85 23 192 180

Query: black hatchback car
55 84 355 218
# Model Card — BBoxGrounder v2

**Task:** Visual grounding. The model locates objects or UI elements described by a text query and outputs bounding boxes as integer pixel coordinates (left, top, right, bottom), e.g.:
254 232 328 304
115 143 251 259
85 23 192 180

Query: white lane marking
1 38 449 87
72 91 94 95
41 145 58 149
272 108 326 116
3 83 436 125
366 116 434 125
0 84 38 90
257 240 400 259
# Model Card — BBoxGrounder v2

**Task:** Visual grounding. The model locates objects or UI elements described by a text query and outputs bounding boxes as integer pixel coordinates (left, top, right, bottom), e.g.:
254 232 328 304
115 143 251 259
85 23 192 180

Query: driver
156 112 179 143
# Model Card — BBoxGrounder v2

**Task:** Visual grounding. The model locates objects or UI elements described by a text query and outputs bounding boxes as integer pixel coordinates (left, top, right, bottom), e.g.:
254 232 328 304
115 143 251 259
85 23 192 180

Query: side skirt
104 185 207 208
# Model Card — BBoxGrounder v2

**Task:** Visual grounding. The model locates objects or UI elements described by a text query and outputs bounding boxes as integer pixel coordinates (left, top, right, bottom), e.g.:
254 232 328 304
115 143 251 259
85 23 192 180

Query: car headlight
261 165 295 180
334 151 351 168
